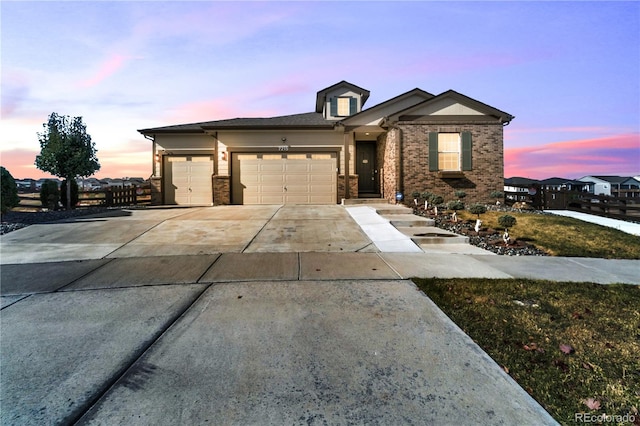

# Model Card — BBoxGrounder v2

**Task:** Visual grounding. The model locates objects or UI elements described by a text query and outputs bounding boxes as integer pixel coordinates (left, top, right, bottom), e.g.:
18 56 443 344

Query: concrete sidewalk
546 210 640 236
0 266 558 425
1 253 637 424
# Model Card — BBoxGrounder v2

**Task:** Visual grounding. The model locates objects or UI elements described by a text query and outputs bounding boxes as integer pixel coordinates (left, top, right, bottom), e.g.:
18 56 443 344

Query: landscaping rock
411 206 549 256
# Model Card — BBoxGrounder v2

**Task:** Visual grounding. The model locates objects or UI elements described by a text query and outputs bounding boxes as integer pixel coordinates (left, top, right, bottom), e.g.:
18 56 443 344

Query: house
619 177 640 198
578 175 640 197
539 177 589 192
504 177 539 203
15 178 37 192
139 81 514 206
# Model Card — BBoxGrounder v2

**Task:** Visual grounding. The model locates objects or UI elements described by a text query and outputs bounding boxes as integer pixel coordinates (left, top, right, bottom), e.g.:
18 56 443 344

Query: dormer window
331 96 357 117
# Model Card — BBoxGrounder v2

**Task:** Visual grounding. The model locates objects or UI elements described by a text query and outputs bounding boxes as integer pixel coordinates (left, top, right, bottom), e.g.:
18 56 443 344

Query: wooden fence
78 186 151 207
504 185 640 221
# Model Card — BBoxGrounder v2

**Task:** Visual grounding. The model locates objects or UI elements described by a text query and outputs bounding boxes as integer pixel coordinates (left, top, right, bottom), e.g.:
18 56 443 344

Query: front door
356 143 377 194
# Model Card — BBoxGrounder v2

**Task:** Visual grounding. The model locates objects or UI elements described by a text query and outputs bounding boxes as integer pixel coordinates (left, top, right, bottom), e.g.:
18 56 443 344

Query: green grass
412 278 640 425
455 210 640 259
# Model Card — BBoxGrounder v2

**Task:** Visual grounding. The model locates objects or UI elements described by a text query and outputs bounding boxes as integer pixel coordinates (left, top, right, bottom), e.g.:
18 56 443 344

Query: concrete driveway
0 205 373 264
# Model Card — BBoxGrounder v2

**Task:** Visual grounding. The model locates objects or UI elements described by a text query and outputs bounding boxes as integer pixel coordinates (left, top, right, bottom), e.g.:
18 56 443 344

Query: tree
35 113 100 209
498 214 517 231
468 203 487 219
1 167 20 214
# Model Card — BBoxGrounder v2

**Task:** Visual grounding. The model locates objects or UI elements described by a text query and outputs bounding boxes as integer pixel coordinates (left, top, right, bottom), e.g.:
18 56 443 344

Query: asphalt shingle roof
139 112 335 134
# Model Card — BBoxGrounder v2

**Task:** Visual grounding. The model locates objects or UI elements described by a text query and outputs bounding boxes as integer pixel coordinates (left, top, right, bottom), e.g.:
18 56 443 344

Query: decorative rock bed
411 205 549 256
0 207 117 235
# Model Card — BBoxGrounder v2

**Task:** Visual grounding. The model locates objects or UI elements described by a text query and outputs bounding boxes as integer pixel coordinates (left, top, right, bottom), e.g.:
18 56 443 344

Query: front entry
356 142 378 195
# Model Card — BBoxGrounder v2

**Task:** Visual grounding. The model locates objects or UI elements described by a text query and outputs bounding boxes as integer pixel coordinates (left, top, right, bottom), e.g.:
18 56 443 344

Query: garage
164 155 213 205
231 152 337 204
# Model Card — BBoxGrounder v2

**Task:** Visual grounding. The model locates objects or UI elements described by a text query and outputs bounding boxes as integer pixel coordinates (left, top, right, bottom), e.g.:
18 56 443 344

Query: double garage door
232 152 337 204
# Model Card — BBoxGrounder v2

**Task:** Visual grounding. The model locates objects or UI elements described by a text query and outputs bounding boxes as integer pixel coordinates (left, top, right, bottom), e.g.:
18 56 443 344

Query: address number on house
278 145 289 151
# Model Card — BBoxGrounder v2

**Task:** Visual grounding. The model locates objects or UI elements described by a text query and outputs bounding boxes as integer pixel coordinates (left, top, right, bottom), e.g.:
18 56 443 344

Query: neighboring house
504 177 539 203
539 177 589 192
578 175 640 197
77 177 103 190
618 177 640 198
35 178 60 190
139 81 514 206
15 179 37 191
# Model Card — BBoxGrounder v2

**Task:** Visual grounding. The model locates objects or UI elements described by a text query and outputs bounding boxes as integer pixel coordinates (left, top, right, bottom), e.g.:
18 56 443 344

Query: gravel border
411 205 550 256
0 207 131 235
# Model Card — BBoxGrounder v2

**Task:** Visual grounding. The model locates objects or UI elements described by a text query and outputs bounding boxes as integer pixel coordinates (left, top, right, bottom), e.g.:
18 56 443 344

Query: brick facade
212 175 230 205
377 128 400 203
338 174 359 202
149 177 162 205
377 122 504 204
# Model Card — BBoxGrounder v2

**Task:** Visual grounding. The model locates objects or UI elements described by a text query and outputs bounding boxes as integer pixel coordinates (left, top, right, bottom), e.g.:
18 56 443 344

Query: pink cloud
504 133 640 179
79 54 130 88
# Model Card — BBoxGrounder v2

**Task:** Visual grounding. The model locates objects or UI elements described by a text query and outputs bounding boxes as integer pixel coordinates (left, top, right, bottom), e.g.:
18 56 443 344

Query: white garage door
232 153 337 205
164 156 213 205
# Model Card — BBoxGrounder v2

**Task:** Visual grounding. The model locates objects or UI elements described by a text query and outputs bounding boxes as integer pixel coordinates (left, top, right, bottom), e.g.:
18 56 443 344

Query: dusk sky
2 1 639 180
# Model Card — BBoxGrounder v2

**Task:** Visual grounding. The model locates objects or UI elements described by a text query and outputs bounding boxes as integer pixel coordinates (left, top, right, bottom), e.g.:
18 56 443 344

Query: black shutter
349 97 357 115
461 131 472 171
429 132 438 172
330 98 337 116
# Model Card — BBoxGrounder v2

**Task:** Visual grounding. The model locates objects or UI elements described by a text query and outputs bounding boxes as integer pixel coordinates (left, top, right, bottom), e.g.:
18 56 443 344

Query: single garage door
232 152 337 204
164 155 213 205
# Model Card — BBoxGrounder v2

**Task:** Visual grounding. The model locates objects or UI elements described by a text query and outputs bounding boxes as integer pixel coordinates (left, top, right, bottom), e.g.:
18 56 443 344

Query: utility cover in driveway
232 152 337 204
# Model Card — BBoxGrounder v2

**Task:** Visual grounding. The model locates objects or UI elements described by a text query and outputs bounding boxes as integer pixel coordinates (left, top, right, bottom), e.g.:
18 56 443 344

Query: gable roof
591 175 632 184
139 112 335 134
540 177 585 185
505 177 539 186
387 90 515 124
315 80 370 113
342 88 434 127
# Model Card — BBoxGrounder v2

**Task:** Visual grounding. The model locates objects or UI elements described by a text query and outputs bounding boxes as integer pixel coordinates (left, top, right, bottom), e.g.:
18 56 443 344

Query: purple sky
2 1 639 180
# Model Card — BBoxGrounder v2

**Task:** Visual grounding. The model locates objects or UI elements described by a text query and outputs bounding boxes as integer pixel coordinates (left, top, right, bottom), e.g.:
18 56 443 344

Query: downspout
207 131 218 175
344 131 350 199
396 126 404 201
143 134 156 177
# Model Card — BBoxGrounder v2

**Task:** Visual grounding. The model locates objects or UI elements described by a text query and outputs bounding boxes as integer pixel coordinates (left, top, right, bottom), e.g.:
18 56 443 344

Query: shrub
468 203 487 218
454 190 467 199
40 180 60 210
411 191 421 199
498 214 517 230
428 194 444 206
490 191 504 199
420 191 432 200
60 179 79 209
447 200 465 211
1 167 20 214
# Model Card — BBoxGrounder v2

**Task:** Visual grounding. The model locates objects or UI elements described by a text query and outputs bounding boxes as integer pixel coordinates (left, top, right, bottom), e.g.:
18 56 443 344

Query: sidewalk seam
241 205 283 253
55 258 117 293
70 282 215 425
101 207 202 258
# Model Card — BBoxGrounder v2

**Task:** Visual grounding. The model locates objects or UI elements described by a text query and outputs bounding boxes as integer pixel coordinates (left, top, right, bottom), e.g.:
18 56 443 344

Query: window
429 132 472 172
330 97 357 117
437 133 460 171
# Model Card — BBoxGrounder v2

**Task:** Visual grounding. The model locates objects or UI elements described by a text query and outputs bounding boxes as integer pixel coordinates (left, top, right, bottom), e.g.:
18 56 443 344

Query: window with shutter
428 132 473 173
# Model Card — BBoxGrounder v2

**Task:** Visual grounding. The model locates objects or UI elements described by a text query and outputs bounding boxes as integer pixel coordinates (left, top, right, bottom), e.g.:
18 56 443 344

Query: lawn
453 210 640 259
412 278 640 425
